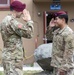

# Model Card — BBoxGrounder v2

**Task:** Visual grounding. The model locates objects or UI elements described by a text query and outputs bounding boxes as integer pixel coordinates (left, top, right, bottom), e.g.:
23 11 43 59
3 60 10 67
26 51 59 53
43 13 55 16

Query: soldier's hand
22 9 31 22
58 69 66 75
49 18 56 28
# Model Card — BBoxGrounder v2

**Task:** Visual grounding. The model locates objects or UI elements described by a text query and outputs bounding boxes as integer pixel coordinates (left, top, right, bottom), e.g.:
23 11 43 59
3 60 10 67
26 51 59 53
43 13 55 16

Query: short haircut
58 14 68 24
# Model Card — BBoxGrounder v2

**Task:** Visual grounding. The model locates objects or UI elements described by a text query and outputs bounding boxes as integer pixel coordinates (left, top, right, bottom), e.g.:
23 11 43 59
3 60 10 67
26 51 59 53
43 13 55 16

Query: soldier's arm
46 18 57 41
46 27 54 41
9 9 34 38
10 19 34 39
46 17 61 41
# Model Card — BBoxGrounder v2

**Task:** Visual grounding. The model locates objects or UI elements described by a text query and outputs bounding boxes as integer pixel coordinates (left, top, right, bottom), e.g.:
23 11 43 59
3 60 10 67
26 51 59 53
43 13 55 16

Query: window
0 0 14 10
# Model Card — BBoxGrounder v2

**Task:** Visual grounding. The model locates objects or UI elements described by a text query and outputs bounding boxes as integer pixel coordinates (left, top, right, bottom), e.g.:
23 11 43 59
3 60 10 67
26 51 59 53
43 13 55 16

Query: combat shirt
51 25 74 71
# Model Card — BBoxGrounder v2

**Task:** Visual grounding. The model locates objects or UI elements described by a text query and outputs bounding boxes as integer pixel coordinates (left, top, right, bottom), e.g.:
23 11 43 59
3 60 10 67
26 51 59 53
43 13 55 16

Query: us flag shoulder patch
18 24 22 28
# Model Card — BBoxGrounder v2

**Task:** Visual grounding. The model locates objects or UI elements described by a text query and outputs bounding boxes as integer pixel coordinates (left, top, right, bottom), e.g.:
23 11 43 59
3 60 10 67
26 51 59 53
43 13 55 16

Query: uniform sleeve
46 26 58 41
60 33 74 70
10 19 34 39
46 27 53 41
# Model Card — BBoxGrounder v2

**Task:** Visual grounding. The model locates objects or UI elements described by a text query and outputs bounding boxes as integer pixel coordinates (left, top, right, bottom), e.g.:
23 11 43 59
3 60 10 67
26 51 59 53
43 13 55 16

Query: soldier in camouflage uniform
49 11 74 75
0 1 34 75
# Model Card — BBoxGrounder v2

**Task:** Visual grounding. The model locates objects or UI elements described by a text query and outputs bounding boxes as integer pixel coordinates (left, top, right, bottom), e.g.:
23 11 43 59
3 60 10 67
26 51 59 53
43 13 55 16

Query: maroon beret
55 11 67 17
10 1 26 12
56 11 67 15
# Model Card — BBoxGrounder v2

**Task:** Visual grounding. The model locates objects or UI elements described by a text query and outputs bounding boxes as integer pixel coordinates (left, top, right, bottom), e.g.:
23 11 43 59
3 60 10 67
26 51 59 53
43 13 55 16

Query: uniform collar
8 14 16 19
58 25 68 34
53 25 68 35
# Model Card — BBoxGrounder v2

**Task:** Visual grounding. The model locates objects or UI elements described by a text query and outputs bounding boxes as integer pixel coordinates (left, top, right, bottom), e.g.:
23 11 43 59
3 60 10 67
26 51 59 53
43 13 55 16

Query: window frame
0 0 14 10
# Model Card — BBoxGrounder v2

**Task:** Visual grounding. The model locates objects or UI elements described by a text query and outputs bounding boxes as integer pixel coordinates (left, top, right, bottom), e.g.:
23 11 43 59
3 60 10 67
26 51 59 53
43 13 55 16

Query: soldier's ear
62 18 65 22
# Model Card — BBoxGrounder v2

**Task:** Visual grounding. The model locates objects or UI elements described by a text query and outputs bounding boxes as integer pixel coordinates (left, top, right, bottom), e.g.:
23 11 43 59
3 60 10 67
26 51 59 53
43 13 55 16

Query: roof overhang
33 0 52 2
33 0 74 3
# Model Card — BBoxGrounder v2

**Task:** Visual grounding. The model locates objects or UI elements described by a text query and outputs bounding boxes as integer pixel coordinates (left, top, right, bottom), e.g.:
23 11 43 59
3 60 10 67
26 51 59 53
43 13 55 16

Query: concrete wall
0 0 74 64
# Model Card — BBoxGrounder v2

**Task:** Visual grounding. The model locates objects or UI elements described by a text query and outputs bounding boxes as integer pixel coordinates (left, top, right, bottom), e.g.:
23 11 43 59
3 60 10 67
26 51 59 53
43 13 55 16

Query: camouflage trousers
2 59 23 75
53 67 74 75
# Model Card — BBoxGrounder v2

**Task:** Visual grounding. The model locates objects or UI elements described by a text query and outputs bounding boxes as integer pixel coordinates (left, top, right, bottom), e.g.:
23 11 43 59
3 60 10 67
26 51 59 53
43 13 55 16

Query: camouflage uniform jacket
51 25 74 71
0 14 34 60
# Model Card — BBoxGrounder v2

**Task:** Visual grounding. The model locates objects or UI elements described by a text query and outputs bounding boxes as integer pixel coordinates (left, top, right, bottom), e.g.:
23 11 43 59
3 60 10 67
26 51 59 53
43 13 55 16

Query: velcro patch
18 24 22 28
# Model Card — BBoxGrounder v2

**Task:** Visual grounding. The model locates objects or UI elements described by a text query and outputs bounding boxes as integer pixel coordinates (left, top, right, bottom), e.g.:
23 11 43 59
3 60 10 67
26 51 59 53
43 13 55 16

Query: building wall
0 0 74 64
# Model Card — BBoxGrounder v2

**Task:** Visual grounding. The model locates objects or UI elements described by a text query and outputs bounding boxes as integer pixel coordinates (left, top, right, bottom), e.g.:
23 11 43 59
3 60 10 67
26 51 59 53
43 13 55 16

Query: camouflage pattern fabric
53 68 74 75
0 14 34 75
46 26 58 41
46 27 53 41
51 26 74 71
2 59 23 75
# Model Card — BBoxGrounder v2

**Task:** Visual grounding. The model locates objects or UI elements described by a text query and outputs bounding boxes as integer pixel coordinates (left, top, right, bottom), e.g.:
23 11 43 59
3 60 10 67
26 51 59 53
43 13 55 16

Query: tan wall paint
0 0 74 64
